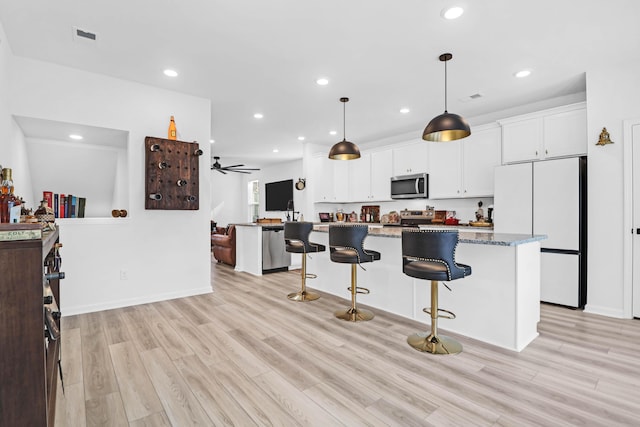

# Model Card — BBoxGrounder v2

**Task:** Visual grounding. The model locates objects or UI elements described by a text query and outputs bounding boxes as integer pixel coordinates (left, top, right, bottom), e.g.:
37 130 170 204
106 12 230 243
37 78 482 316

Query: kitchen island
235 223 290 276
307 224 546 352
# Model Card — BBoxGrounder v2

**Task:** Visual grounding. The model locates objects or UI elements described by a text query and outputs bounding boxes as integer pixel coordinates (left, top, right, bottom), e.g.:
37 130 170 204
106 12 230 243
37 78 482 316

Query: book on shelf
59 194 65 219
71 195 77 218
49 193 85 218
64 194 71 218
53 193 59 218
77 197 86 218
43 191 53 208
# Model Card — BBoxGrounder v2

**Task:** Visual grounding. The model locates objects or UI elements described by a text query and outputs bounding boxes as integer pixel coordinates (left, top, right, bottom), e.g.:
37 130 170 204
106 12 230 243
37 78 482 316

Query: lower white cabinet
349 149 393 202
428 125 501 199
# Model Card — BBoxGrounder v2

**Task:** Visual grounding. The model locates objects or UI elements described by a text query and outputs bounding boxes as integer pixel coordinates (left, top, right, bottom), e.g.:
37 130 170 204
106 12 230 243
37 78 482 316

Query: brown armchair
211 224 236 267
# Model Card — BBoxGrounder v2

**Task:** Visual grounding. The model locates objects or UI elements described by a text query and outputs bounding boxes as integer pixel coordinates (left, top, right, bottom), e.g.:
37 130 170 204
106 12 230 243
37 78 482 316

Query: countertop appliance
391 208 434 227
390 173 428 199
494 157 587 308
262 226 290 273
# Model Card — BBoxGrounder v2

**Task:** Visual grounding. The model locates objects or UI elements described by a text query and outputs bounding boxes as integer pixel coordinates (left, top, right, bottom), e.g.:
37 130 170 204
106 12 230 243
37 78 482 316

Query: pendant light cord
444 58 448 113
343 101 346 140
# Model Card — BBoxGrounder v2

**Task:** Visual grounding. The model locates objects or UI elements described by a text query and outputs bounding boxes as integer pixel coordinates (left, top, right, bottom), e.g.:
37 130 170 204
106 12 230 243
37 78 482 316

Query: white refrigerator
494 157 587 308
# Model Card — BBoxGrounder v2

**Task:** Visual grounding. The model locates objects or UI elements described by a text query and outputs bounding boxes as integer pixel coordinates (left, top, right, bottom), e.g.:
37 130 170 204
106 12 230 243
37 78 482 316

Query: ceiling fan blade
211 156 258 173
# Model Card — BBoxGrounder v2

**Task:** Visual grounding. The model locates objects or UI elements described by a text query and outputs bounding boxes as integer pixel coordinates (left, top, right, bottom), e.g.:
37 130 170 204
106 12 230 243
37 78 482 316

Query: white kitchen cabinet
311 155 349 202
501 118 541 163
348 154 370 202
333 160 349 202
311 155 331 202
370 150 392 200
463 126 502 196
428 125 501 199
349 149 393 202
543 108 588 159
500 103 587 164
392 141 428 176
428 140 462 199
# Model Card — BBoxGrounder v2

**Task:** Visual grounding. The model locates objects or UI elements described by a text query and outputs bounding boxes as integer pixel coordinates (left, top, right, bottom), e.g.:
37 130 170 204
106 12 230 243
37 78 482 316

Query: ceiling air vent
72 27 97 43
459 92 483 103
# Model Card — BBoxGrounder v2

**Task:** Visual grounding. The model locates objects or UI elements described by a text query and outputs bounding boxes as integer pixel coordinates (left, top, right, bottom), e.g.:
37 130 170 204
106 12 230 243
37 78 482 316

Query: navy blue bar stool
401 229 471 354
329 224 381 321
284 222 325 302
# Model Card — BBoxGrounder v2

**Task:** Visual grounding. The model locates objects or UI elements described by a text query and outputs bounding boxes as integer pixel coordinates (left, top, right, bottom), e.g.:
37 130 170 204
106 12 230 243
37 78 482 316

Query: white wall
256 160 304 221
25 137 125 217
585 61 640 318
0 25 34 206
8 55 212 315
210 169 244 226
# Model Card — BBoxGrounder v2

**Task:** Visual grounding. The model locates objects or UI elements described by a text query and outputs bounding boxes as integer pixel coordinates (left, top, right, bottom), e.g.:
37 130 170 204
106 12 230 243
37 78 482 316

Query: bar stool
401 229 471 354
284 221 325 301
329 224 381 321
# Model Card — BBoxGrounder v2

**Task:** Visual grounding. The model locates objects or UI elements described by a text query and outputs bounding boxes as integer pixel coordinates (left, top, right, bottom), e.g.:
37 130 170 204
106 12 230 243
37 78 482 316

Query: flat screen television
265 179 293 211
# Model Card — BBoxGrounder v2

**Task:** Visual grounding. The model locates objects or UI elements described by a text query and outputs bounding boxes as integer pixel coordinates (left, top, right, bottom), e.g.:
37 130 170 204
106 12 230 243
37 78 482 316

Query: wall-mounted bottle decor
145 136 201 210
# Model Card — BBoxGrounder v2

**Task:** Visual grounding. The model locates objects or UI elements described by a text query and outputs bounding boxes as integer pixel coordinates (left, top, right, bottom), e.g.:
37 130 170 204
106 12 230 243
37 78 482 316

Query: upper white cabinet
311 155 349 202
428 140 462 199
500 103 587 164
392 141 428 176
349 149 393 202
463 126 502 197
428 125 502 199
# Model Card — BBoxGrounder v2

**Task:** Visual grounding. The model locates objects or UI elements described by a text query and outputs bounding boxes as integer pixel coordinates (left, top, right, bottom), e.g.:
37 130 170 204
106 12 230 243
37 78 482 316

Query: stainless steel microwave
390 173 429 199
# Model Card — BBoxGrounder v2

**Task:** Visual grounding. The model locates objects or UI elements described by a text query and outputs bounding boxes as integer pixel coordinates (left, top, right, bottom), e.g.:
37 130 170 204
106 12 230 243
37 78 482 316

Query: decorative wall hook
596 127 614 146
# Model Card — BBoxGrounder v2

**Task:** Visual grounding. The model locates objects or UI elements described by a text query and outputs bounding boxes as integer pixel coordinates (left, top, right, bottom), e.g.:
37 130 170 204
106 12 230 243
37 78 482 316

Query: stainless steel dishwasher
262 226 291 273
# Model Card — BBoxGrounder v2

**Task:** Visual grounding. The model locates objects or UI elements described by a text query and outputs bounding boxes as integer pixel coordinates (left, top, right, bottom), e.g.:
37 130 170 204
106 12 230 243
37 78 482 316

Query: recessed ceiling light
515 70 532 78
69 134 83 140
442 6 464 20
273 148 279 153
254 113 264 119
210 139 215 143
316 78 329 86
329 130 337 136
298 136 305 141
400 108 410 114
163 69 178 77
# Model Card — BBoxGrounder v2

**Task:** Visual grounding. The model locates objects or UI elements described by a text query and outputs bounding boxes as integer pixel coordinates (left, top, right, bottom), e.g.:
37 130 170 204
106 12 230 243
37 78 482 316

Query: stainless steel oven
390 173 428 199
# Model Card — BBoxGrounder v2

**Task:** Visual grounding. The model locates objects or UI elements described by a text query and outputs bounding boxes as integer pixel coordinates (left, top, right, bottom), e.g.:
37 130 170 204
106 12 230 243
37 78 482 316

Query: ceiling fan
211 156 260 174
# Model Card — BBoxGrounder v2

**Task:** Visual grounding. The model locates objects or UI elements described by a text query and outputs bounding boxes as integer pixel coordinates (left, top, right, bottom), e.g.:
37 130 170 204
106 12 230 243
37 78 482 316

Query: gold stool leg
407 280 462 354
334 264 374 322
288 253 320 302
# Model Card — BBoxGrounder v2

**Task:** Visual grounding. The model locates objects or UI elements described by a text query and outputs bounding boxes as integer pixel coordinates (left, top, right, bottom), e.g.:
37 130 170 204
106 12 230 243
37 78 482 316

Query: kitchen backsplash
317 197 494 224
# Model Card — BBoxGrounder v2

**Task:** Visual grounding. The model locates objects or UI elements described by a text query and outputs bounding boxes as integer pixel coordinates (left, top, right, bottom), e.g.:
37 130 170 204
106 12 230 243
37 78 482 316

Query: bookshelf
0 224 63 426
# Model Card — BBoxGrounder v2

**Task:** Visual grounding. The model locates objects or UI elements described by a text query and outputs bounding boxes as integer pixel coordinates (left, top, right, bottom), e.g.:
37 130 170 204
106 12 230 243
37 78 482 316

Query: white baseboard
583 303 629 319
61 286 214 316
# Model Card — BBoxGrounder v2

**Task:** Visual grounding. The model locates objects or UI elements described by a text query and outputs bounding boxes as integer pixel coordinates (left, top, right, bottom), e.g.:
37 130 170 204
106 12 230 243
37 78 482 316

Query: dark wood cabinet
0 224 62 426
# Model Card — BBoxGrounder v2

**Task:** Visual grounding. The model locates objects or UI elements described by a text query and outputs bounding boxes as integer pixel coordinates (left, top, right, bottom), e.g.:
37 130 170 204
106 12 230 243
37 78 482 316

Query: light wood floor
55 258 640 426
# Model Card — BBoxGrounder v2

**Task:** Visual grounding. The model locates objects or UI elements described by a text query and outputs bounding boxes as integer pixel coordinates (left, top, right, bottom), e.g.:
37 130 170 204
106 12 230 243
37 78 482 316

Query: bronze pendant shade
329 97 361 160
422 53 471 142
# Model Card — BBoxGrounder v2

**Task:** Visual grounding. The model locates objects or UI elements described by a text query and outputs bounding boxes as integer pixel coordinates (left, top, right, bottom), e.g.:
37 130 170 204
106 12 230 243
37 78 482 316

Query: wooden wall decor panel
145 136 201 210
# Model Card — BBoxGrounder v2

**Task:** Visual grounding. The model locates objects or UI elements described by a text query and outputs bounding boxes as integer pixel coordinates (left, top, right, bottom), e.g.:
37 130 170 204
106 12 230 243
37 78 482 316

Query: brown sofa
211 224 236 267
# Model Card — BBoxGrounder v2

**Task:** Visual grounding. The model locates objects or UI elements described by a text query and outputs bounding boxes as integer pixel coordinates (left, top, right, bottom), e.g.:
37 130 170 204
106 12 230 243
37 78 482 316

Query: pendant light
422 53 471 142
328 97 361 160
